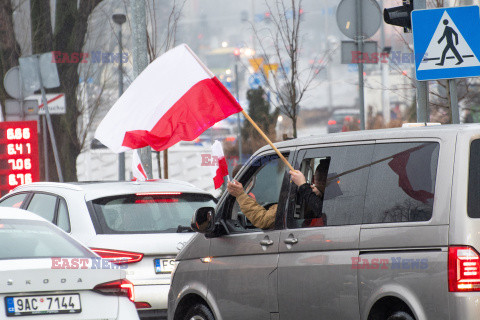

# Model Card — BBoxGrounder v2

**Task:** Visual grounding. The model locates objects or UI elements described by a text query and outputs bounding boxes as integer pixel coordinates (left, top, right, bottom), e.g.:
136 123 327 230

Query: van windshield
468 140 480 218
90 193 216 234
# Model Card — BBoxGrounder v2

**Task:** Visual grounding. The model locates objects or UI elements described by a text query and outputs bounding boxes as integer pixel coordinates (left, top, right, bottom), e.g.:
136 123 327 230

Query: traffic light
383 0 414 32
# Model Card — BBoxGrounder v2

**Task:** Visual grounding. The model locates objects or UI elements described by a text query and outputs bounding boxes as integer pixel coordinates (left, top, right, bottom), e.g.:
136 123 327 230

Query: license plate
154 258 175 273
5 294 81 316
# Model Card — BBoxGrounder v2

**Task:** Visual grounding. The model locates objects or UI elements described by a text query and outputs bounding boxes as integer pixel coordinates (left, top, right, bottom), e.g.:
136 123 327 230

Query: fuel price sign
0 121 39 196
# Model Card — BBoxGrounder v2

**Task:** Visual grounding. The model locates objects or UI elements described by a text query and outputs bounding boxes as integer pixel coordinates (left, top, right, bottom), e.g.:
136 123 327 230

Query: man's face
313 172 326 191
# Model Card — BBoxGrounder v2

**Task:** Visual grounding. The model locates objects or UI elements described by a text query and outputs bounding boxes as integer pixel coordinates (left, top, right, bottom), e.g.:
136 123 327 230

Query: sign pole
35 55 63 182
416 81 429 122
131 0 153 179
415 0 428 123
449 79 460 124
42 116 49 181
356 0 366 130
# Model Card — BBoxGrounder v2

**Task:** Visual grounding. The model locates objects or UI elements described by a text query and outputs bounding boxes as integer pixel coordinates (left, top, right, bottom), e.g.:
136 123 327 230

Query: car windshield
0 219 94 260
332 112 359 122
199 128 232 140
91 193 216 234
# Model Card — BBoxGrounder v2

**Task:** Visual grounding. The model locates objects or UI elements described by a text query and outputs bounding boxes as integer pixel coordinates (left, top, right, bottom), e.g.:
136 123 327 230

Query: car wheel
386 311 414 320
184 303 214 320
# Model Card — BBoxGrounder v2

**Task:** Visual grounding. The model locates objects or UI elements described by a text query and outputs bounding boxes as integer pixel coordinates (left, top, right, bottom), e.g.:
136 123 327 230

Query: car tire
184 303 214 320
386 311 414 320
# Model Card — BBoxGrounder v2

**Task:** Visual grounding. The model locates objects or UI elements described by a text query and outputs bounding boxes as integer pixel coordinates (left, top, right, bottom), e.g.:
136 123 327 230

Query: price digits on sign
7 143 32 155
9 173 33 186
0 122 39 195
7 128 31 140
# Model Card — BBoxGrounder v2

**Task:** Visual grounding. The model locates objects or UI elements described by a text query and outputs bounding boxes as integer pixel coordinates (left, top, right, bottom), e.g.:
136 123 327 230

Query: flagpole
186 43 293 171
241 110 294 171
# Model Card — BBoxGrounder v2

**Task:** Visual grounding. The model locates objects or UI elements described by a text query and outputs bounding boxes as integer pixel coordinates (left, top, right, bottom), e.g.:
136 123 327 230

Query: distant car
327 109 361 133
0 180 217 320
0 207 139 319
195 126 236 146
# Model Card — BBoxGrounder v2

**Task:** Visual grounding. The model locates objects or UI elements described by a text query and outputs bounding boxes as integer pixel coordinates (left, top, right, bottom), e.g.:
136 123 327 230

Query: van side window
288 144 373 228
468 139 480 218
230 154 288 230
363 142 439 224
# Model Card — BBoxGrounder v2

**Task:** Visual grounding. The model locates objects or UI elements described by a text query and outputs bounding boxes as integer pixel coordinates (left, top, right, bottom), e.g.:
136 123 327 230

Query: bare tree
0 0 21 118
251 0 329 138
145 0 186 178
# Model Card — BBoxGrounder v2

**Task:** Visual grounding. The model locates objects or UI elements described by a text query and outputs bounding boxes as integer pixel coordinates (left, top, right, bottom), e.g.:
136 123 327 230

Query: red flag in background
211 140 229 189
387 145 434 203
132 150 148 181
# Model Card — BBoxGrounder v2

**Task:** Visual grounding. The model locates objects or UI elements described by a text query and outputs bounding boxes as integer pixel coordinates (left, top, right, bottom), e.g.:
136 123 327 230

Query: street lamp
113 13 126 181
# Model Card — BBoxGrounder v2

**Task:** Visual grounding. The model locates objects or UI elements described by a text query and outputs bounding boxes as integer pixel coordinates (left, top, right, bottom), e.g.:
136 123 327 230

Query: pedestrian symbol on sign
435 19 463 66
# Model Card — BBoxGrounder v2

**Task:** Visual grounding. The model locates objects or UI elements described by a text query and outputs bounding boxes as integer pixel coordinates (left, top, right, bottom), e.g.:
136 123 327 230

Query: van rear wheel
386 311 414 320
184 303 214 320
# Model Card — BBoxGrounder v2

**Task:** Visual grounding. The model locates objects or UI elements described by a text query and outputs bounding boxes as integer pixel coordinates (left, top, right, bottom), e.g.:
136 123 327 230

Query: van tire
184 303 215 320
386 311 414 320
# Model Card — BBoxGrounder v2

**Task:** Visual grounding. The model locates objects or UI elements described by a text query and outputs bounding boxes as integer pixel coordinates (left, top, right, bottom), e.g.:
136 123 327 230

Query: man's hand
227 180 245 197
289 170 307 186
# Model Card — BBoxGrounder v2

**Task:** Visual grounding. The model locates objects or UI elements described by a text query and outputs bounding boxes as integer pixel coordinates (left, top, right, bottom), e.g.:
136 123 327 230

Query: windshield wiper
177 225 194 233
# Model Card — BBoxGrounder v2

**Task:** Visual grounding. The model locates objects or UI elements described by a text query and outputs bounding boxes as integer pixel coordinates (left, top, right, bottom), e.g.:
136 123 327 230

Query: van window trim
285 143 375 229
216 149 294 232
287 139 441 228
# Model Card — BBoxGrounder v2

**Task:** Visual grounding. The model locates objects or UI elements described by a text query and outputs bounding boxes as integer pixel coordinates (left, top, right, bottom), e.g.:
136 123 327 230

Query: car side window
230 154 288 231
0 193 28 208
363 142 439 224
56 198 71 232
26 193 57 222
288 144 374 228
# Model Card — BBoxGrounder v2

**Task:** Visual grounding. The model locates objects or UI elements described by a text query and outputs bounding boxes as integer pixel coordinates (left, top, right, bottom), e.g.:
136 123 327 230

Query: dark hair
313 160 329 191
232 164 243 179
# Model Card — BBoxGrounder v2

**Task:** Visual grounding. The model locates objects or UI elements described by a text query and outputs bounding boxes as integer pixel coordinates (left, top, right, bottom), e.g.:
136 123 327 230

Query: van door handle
260 239 274 246
284 238 298 245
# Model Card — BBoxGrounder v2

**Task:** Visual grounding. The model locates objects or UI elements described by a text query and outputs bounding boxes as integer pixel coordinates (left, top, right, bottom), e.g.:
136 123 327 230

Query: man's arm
227 181 276 229
236 193 276 229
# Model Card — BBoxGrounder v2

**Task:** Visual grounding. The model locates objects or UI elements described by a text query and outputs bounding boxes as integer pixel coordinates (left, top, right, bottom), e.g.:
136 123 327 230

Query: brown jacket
236 193 277 229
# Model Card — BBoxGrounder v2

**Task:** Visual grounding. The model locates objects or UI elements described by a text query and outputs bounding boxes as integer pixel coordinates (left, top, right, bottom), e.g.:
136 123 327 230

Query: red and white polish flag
211 140 229 189
94 44 243 152
132 150 148 181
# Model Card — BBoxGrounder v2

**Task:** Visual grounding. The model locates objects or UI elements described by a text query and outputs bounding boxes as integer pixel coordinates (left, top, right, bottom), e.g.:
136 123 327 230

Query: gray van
168 124 480 320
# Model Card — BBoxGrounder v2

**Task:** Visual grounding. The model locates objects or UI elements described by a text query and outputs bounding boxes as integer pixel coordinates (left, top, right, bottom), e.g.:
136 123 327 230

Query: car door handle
260 239 274 246
284 238 298 245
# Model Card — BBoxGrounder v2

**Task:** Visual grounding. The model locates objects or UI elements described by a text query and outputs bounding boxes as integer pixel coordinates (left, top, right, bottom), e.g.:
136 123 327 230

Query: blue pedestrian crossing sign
412 6 480 81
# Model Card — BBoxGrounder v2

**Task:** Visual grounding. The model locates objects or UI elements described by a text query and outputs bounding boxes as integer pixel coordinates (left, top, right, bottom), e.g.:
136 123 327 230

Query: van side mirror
191 207 215 233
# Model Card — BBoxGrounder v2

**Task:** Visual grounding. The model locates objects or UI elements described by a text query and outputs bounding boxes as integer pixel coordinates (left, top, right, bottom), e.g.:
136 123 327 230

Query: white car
0 180 217 319
0 207 139 319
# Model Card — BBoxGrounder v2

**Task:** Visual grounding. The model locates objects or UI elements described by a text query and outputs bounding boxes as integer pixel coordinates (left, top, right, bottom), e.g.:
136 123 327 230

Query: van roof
269 124 480 151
